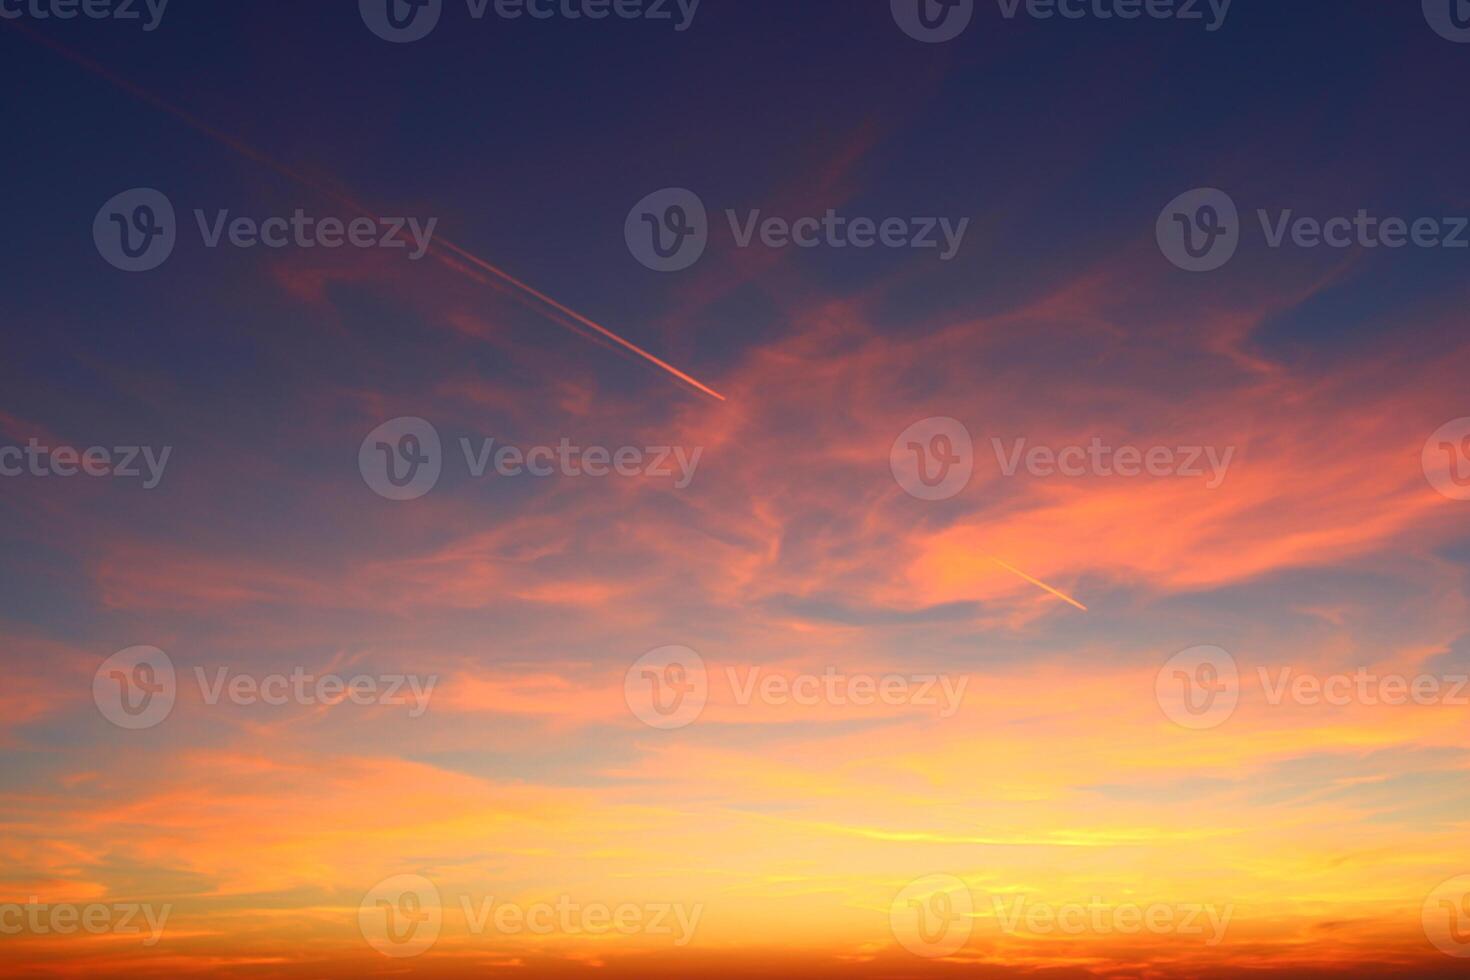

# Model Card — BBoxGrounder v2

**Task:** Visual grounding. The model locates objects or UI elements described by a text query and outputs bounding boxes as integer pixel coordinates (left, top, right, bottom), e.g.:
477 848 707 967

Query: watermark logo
360 417 443 501
95 192 438 271
626 188 709 272
360 874 442 958
93 646 176 730
362 0 699 42
1425 875 1470 957
94 649 436 729
1423 418 1470 501
890 874 974 957
1157 188 1239 272
625 645 708 730
1156 645 1238 730
626 189 970 270
1158 651 1467 725
892 0 974 43
1425 0 1470 43
0 0 170 30
361 420 703 500
94 188 176 272
1160 189 1470 271
359 877 700 953
891 417 973 501
624 655 967 728
361 0 443 42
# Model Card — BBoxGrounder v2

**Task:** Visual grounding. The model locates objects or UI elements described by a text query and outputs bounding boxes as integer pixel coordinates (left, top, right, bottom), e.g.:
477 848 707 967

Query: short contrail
990 556 1088 611
9 22 726 402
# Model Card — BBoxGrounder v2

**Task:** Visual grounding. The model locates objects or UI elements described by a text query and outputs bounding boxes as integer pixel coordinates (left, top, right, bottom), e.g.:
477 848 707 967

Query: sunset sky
3 1 1470 976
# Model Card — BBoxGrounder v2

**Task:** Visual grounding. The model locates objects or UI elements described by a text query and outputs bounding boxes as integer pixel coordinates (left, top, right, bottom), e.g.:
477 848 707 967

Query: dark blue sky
2 0 1468 627
4 1 1465 387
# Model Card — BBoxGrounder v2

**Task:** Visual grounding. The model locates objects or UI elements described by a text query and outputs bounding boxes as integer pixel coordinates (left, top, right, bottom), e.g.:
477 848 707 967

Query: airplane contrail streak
7 21 726 402
989 556 1088 612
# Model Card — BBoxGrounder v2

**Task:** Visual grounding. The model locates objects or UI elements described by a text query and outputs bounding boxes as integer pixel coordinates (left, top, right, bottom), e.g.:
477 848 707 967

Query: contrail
8 22 726 402
990 556 1088 612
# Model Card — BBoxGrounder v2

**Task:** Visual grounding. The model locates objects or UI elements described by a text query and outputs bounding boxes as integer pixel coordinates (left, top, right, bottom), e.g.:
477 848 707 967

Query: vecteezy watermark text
623 646 969 729
359 417 703 501
991 894 1232 945
891 0 1230 44
992 437 1234 488
360 0 700 43
93 646 437 730
889 418 1233 501
94 188 438 272
725 666 968 718
1258 667 1469 708
0 0 169 30
1158 188 1470 271
0 440 171 488
626 188 970 271
1156 645 1470 730
888 874 1231 959
995 0 1230 29
193 667 437 716
0 901 171 946
460 437 701 487
358 874 701 958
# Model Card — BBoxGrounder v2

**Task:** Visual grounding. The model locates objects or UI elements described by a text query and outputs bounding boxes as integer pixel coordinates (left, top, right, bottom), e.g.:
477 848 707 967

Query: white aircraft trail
8 22 726 402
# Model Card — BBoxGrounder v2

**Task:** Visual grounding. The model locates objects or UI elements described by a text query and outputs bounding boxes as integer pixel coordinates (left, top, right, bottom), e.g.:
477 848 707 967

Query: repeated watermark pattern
0 439 171 487
18 4 1470 975
892 0 1231 43
94 188 438 272
92 646 436 729
0 901 172 945
626 188 971 271
358 874 701 958
1158 188 1470 271
359 417 702 501
623 646 968 729
1156 645 1470 730
0 0 169 30
360 0 701 43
